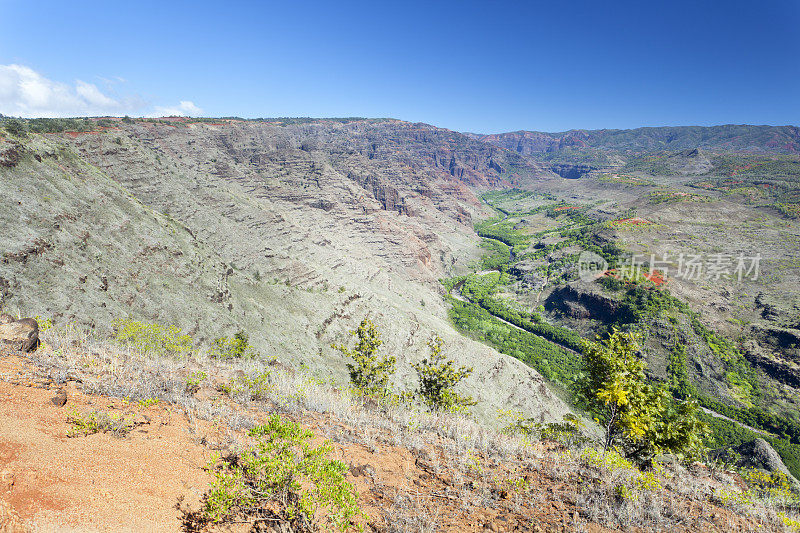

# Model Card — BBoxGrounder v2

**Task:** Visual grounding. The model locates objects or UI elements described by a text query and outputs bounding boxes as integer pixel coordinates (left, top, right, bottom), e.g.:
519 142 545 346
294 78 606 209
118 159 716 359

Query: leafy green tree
412 335 476 412
577 329 707 462
334 318 396 397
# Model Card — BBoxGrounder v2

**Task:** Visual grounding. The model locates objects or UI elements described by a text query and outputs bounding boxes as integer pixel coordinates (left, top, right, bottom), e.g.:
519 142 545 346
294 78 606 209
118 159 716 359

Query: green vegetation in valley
478 238 511 271
446 191 800 478
447 297 579 387
474 218 530 247
459 273 584 353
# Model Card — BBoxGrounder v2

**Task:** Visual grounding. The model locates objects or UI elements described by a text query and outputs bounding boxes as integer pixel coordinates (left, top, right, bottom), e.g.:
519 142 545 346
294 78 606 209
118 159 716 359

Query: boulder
50 389 67 407
0 317 39 352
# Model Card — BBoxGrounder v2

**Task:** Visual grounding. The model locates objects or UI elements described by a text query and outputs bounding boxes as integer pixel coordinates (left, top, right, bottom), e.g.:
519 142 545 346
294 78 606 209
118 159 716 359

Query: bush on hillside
209 330 257 359
202 414 363 531
333 318 396 398
111 318 193 357
412 335 475 412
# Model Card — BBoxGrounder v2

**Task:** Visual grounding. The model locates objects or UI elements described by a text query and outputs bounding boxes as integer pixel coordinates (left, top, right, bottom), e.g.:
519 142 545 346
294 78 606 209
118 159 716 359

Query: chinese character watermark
577 251 760 283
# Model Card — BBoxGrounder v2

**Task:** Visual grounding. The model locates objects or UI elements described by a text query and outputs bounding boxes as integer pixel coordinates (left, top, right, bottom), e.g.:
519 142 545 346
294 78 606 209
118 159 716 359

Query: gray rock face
0 317 39 352
508 261 546 291
545 282 621 321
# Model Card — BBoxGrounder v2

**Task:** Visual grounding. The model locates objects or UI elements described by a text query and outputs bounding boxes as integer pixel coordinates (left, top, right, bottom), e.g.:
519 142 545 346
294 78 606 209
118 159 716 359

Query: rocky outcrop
743 337 800 389
667 148 714 174
347 171 407 215
549 164 596 179
741 322 800 388
508 261 546 291
0 316 39 352
0 141 24 168
545 283 621 321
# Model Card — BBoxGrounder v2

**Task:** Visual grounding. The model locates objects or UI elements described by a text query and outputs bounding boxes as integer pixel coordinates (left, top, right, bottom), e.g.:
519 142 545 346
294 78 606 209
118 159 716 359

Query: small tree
412 335 476 412
578 328 706 462
334 318 396 398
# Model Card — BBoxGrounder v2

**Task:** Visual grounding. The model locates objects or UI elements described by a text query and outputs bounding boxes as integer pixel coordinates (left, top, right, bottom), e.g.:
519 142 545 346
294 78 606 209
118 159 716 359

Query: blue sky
1 0 798 132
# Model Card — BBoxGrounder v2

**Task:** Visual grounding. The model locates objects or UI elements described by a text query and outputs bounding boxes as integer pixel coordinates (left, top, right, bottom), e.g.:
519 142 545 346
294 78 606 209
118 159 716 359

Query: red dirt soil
0 354 213 532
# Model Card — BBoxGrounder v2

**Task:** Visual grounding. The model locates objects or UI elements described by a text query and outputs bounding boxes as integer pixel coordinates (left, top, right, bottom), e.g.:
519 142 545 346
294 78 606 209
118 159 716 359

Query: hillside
1 323 797 532
0 118 566 425
3 117 800 531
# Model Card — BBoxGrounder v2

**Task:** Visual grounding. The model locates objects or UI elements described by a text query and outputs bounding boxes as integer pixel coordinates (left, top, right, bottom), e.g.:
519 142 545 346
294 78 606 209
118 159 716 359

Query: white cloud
149 100 203 118
75 80 118 108
0 64 202 118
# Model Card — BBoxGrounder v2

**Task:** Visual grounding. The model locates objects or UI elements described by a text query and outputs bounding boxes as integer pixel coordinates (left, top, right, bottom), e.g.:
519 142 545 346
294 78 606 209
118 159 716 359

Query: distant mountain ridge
468 124 800 156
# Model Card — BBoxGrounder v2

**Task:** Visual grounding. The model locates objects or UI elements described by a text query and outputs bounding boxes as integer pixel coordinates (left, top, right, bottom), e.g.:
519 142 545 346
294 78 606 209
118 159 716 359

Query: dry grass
17 323 800 532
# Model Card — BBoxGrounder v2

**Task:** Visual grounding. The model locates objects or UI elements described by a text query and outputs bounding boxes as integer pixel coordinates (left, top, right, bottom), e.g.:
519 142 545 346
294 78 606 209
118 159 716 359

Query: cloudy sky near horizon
1 0 798 132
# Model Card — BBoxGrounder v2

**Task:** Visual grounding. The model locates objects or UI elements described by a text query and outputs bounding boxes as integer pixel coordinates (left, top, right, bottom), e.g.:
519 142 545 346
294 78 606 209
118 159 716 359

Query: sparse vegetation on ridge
9 319 798 531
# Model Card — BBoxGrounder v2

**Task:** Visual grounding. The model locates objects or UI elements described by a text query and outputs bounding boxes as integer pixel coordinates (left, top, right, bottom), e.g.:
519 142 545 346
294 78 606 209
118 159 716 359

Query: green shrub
202 414 363 531
219 371 274 401
66 409 134 437
412 335 475 412
2 119 27 137
333 318 396 398
209 330 257 359
186 371 207 394
446 296 579 388
111 318 192 357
